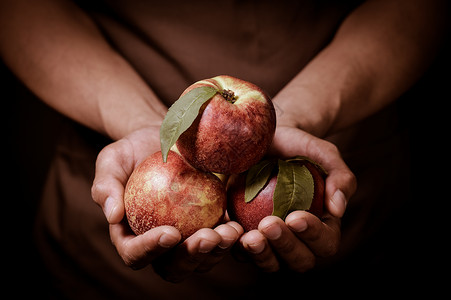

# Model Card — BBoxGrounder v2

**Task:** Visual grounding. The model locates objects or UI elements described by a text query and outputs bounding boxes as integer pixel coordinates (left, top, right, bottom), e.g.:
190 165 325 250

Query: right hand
91 126 243 282
236 126 357 272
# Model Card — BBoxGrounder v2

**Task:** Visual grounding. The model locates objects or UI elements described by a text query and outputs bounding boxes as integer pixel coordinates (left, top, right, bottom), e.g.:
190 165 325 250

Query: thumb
324 167 356 218
91 141 132 224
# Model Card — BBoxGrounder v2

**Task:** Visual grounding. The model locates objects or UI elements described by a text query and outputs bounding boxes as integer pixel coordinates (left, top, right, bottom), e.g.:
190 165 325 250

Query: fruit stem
221 89 237 104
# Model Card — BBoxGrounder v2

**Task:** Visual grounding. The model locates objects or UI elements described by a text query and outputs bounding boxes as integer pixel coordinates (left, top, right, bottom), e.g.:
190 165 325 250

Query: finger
325 172 356 218
259 216 316 273
285 210 341 257
214 221 243 253
271 127 357 218
153 228 222 282
91 140 133 223
225 220 245 236
301 135 356 218
195 222 243 273
239 230 280 272
110 221 181 270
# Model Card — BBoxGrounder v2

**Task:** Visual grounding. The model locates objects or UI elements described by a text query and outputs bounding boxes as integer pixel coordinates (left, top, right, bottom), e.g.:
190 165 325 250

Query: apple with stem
160 75 276 175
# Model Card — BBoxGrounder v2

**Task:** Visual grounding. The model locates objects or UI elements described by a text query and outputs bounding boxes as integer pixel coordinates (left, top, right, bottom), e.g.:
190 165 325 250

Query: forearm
274 0 448 137
0 0 167 140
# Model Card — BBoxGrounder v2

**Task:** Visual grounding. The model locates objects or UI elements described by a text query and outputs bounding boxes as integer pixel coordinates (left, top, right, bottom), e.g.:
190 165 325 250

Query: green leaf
285 155 328 177
272 159 314 219
245 159 277 203
160 86 218 162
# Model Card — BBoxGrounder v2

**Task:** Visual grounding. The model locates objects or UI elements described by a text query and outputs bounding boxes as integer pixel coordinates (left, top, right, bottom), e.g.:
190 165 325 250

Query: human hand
152 221 243 282
237 126 357 272
91 126 242 281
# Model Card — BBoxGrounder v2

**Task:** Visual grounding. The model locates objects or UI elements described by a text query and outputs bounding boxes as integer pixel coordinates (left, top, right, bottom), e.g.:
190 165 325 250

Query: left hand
236 126 357 272
91 126 243 282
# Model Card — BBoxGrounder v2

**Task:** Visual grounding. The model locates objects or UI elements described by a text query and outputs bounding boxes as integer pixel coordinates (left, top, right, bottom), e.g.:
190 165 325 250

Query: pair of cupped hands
91 124 356 283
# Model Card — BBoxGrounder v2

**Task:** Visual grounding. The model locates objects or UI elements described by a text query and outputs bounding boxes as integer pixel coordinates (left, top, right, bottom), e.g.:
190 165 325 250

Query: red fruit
227 160 325 232
124 150 227 240
176 75 276 175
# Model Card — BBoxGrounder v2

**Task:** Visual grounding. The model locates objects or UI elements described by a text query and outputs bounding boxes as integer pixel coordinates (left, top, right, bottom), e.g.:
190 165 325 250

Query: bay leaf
160 86 218 162
272 159 314 219
245 159 277 203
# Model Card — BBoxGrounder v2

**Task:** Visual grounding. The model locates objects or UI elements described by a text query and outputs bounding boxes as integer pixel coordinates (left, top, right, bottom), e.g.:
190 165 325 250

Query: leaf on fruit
286 155 328 177
160 86 218 162
272 159 314 219
245 159 277 203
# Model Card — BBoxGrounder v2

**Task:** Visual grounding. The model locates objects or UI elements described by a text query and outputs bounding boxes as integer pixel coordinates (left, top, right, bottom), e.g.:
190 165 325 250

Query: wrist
100 94 167 141
104 109 166 141
273 83 340 138
98 82 168 140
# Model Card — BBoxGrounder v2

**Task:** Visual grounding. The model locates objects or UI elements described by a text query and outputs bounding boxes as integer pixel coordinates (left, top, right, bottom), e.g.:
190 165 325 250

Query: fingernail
218 237 235 250
331 189 347 217
158 231 180 248
198 240 218 253
104 196 116 223
247 242 265 254
263 223 282 240
288 218 308 233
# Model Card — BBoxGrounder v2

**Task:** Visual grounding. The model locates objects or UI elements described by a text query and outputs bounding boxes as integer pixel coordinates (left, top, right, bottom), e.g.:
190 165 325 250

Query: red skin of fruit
227 161 325 232
124 150 227 240
176 75 276 175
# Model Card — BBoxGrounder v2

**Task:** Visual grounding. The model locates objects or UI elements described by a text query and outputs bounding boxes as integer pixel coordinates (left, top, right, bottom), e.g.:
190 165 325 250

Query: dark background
2 34 449 295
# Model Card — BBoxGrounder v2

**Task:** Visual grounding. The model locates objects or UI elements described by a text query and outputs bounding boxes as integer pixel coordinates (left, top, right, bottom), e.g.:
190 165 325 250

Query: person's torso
76 0 362 105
